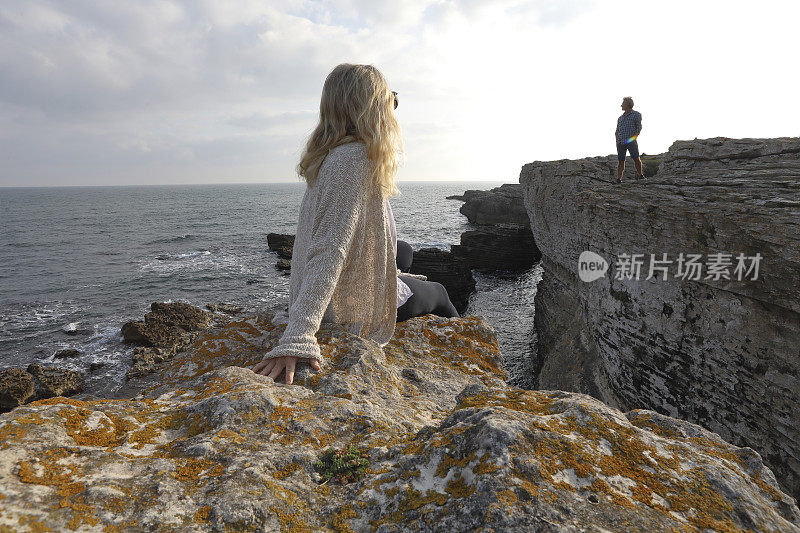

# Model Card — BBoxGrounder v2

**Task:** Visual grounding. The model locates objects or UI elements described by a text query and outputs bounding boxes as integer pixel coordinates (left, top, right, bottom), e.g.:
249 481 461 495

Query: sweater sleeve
262 151 368 366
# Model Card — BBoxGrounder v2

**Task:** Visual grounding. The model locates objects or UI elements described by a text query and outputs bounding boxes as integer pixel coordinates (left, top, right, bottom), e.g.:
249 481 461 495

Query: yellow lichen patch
58 407 139 448
194 505 213 524
495 488 518 507
389 315 505 380
628 412 681 439
474 452 501 475
27 397 88 408
456 388 558 417
273 462 303 480
174 457 227 493
435 451 477 478
16 447 81 487
215 429 246 445
445 475 475 498
268 506 312 533
0 421 28 450
518 403 751 531
16 514 55 532
15 447 103 530
398 487 449 512
330 503 359 533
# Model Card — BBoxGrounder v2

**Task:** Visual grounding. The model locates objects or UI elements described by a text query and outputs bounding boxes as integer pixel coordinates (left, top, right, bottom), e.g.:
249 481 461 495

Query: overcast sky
1 0 798 187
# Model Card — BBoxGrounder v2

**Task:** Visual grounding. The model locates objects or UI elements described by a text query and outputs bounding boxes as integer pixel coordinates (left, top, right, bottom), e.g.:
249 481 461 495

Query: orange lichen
398 488 449 512
194 505 213 523
269 506 311 533
173 457 226 493
330 503 359 533
445 475 475 498
273 462 303 480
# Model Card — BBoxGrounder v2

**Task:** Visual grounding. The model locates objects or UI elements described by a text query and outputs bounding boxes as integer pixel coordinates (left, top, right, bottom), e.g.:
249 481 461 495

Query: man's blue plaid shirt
616 110 642 144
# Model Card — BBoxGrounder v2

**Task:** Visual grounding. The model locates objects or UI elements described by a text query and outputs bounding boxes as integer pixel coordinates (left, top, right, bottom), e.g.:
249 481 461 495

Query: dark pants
616 140 640 161
395 240 460 322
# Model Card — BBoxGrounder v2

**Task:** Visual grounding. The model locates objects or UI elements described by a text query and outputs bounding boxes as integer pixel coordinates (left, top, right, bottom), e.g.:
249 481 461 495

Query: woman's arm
253 148 368 382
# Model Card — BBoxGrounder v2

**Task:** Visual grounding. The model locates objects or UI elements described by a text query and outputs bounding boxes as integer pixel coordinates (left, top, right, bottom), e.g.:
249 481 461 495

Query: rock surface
122 302 215 380
0 365 84 413
1 310 798 531
520 137 800 501
447 183 531 227
447 183 542 271
267 233 295 260
451 226 541 272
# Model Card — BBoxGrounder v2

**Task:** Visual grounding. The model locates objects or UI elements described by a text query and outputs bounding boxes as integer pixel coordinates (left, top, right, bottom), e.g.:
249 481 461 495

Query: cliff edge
520 137 800 501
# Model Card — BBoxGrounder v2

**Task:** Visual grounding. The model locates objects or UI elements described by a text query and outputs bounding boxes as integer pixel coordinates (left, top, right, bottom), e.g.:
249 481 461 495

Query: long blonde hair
297 64 403 201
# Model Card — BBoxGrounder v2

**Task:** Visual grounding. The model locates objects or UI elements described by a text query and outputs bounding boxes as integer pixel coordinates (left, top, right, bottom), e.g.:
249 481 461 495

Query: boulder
0 365 84 413
206 302 244 315
407 247 475 314
121 302 214 380
451 225 541 271
25 363 85 399
520 137 800 500
0 311 797 531
53 348 81 359
447 183 531 227
0 368 36 412
267 233 295 259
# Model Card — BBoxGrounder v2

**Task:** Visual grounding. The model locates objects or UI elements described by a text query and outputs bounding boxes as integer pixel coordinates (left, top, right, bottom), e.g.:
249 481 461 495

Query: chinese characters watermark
579 251 762 282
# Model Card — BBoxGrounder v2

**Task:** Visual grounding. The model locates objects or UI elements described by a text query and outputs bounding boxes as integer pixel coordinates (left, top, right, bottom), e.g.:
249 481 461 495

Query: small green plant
313 446 370 485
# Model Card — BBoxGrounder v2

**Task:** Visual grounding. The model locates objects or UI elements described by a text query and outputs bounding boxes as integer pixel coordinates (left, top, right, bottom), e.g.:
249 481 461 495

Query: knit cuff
260 340 325 367
397 267 427 281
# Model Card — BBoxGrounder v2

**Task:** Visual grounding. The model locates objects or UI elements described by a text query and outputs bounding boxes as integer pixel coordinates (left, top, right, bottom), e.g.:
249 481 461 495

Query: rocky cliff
520 137 800 501
1 309 799 531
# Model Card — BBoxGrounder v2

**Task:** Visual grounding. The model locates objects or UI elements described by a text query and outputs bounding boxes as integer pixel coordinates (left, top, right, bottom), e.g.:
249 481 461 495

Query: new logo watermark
578 251 762 282
578 251 609 282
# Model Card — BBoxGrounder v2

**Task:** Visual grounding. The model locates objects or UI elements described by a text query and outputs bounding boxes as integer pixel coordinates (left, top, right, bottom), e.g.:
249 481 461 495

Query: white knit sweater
265 142 422 366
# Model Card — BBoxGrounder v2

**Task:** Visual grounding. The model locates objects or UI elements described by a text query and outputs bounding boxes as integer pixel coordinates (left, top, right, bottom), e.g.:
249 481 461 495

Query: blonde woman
251 63 458 385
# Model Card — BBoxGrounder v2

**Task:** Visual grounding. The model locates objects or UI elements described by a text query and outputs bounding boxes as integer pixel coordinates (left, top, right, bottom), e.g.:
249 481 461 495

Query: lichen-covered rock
0 365 84 414
25 363 85 400
520 136 800 500
0 368 36 412
1 311 797 531
122 302 215 380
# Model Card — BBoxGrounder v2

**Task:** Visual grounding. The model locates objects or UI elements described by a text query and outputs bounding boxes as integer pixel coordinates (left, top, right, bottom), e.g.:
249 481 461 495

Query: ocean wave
0 301 83 340
145 234 195 245
154 250 211 261
139 249 258 277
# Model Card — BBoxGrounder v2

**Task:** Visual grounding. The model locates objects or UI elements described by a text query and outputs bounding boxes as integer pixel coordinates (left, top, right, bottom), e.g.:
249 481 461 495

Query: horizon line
0 178 513 189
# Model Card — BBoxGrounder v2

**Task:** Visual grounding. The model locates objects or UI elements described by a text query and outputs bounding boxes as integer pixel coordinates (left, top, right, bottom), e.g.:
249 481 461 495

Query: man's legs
628 141 643 178
633 158 643 176
616 143 626 180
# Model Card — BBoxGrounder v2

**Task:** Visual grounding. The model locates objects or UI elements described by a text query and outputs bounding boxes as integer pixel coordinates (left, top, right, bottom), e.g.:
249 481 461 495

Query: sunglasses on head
392 91 398 110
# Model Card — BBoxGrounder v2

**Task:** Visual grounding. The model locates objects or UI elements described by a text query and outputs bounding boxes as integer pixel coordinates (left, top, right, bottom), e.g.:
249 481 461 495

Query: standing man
615 96 644 182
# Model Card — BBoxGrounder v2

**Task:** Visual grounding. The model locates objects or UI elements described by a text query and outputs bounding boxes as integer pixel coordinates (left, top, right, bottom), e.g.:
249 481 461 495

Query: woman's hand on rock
250 355 321 385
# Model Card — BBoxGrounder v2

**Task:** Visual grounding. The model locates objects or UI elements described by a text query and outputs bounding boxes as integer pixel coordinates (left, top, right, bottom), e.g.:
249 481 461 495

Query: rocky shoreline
1 309 797 531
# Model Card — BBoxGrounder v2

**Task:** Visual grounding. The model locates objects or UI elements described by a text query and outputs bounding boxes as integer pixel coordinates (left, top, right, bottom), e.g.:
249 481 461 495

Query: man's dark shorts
617 140 640 161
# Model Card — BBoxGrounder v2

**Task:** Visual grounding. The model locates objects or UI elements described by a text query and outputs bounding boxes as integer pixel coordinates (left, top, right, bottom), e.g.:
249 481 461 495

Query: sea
0 181 542 398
